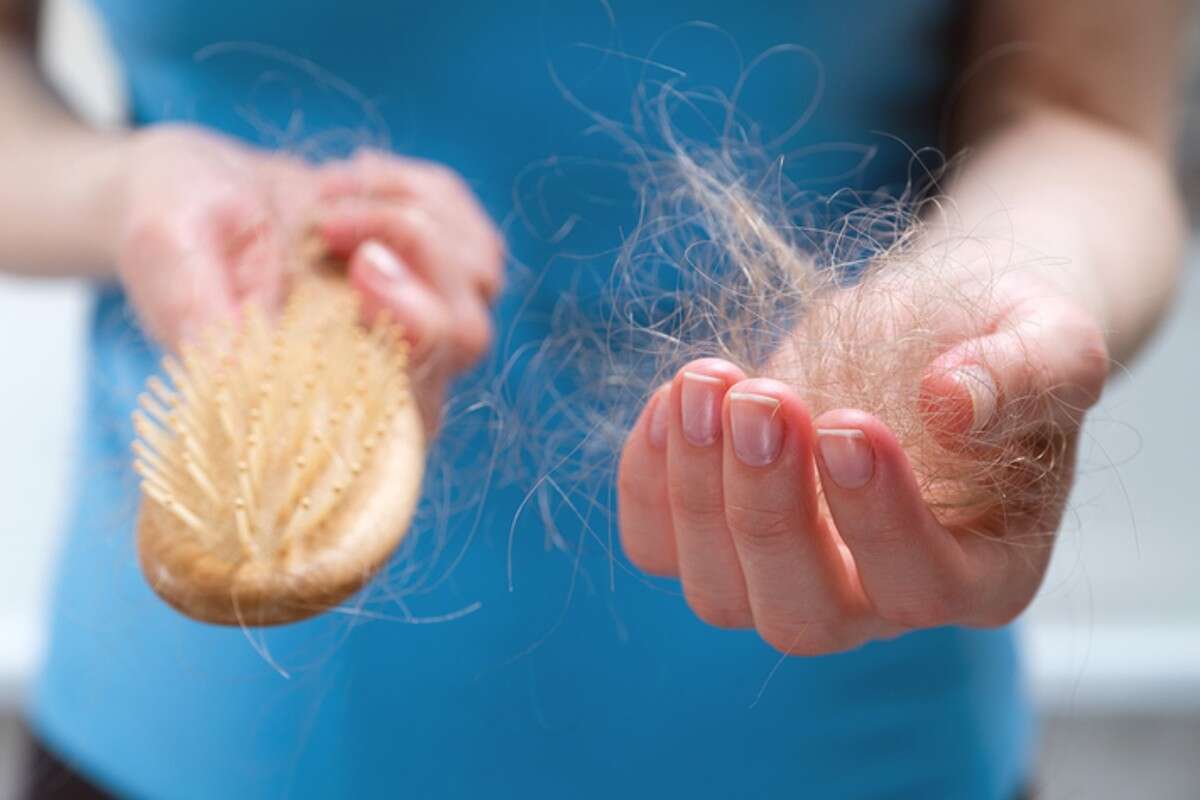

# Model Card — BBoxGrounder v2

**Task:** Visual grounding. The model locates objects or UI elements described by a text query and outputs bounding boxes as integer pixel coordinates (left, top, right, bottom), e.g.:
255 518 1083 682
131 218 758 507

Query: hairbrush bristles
132 272 425 626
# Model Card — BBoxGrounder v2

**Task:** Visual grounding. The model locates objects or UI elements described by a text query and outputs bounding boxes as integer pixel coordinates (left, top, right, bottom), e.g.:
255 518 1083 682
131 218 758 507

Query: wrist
897 224 1108 331
24 126 133 278
73 129 137 273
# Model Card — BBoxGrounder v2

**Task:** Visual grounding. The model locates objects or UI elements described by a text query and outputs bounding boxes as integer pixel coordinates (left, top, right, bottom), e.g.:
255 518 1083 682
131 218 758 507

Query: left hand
616 269 1109 655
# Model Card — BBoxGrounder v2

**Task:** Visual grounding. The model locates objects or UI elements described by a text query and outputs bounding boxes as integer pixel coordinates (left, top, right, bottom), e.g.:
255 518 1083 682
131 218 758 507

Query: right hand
112 124 504 428
616 262 1107 656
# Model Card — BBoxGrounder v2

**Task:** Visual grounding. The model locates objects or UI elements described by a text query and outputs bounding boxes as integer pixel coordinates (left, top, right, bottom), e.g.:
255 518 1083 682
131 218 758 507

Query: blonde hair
503 75 1073 561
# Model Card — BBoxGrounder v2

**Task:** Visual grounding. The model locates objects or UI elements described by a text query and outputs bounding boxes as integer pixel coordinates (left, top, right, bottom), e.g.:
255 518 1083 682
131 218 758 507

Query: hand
113 125 504 429
617 268 1109 655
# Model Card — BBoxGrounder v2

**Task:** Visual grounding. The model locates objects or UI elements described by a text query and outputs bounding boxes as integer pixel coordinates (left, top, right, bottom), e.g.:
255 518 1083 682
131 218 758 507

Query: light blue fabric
30 2 1033 797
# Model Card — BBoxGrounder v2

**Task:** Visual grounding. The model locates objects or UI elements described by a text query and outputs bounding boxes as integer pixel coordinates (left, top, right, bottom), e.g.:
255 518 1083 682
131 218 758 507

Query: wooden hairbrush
131 262 425 627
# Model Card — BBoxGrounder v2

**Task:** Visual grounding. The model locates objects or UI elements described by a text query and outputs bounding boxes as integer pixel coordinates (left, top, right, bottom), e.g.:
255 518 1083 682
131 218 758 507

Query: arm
938 0 1188 364
616 1 1190 653
1 1 501 429
0 0 127 276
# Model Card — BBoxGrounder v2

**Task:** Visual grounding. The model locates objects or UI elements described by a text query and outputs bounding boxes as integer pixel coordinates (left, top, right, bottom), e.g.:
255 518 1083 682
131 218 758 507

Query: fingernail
816 428 874 489
647 390 670 449
681 371 724 446
729 392 783 466
360 240 406 283
953 364 998 432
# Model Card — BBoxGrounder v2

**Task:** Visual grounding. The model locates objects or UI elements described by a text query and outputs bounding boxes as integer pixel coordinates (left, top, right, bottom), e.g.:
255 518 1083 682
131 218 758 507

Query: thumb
920 297 1110 445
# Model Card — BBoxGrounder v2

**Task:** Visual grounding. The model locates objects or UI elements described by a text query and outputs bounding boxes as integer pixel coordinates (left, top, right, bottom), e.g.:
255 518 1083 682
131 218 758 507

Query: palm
617 265 1106 654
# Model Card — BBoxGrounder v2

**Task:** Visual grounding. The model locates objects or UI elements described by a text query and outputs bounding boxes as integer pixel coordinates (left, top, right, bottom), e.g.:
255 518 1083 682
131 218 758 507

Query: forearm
928 105 1186 365
0 32 129 278
923 0 1192 367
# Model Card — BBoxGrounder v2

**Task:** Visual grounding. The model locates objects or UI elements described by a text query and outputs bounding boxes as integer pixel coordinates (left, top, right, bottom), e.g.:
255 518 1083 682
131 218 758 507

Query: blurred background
1 1 1198 797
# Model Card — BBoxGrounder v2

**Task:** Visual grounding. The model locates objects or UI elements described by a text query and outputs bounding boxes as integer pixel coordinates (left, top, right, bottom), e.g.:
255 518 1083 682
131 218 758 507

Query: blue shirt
30 2 1032 797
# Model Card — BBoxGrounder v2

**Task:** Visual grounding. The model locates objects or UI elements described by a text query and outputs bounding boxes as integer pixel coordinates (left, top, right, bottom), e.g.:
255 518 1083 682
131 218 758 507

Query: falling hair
95 39 1080 647
498 66 1075 564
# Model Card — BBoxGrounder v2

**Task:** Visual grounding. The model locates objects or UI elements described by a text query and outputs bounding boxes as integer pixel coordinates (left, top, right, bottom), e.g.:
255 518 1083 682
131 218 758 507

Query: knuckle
967 588 1035 629
684 591 753 630
352 147 389 170
394 205 437 237
452 313 493 366
969 601 1026 629
724 501 796 547
759 621 849 657
1073 322 1111 403
400 158 463 193
869 520 911 548
875 579 966 629
477 266 505 303
843 521 910 563
620 534 676 577
400 306 447 362
424 162 466 191
667 478 725 522
377 212 434 262
617 463 660 509
1044 303 1111 407
212 188 257 220
478 233 507 295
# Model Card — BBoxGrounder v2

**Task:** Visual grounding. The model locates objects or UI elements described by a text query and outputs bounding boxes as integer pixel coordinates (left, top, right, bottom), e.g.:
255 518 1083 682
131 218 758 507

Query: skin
618 0 1190 654
0 3 504 432
0 2 1189 656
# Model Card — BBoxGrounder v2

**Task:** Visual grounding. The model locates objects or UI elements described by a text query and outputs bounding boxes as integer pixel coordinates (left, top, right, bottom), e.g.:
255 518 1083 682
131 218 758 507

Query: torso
30 3 1032 798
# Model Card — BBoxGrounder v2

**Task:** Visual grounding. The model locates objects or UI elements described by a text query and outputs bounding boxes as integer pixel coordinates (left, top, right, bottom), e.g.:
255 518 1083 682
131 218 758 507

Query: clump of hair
507 74 1071 551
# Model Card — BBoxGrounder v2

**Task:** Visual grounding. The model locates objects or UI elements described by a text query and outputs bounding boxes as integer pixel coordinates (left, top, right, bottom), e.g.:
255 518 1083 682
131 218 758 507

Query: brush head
132 271 424 626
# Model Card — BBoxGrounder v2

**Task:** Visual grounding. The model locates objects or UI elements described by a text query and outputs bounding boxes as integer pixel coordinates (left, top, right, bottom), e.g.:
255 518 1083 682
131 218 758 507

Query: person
0 1 1187 798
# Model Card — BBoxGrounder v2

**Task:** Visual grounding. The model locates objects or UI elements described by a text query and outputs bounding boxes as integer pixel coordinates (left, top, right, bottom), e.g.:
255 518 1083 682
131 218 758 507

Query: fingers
616 385 678 576
348 240 454 431
812 406 1051 629
721 380 872 652
317 149 447 202
317 150 505 302
319 203 495 367
813 409 981 629
666 359 753 628
349 240 453 363
314 150 504 374
617 358 1051 652
616 360 884 653
116 143 501 367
